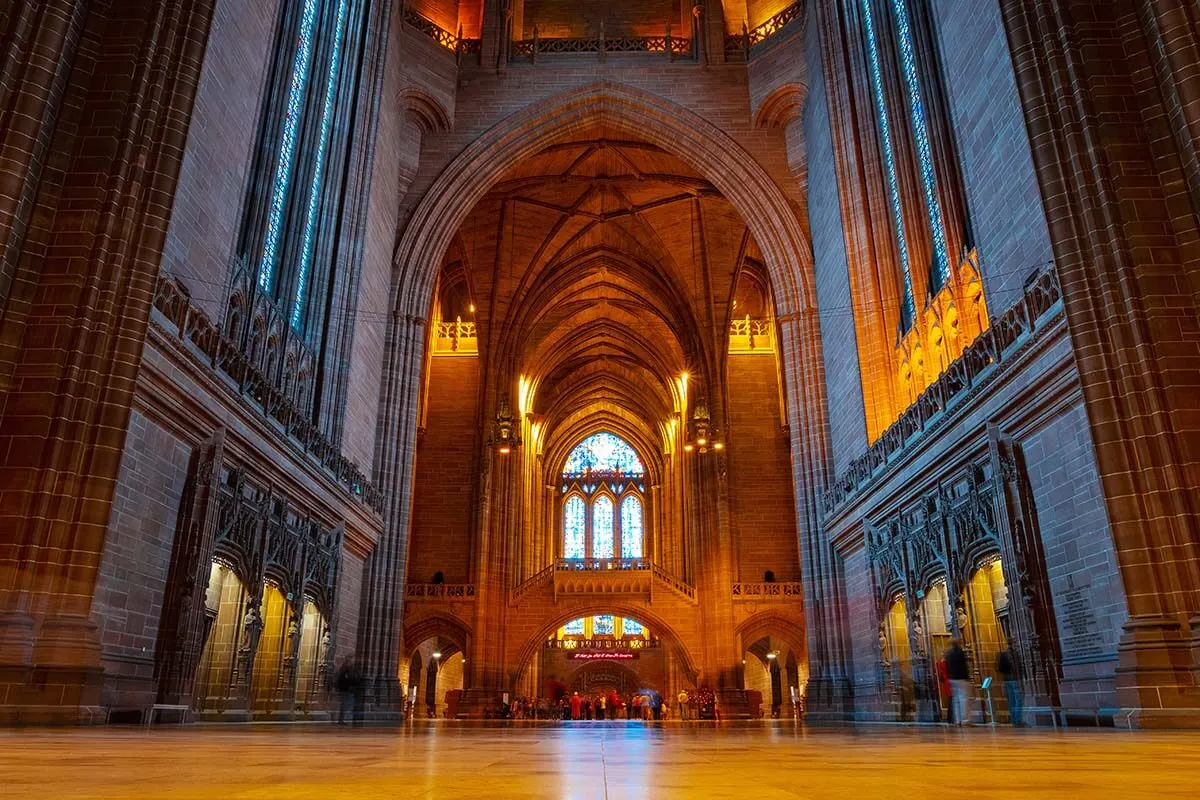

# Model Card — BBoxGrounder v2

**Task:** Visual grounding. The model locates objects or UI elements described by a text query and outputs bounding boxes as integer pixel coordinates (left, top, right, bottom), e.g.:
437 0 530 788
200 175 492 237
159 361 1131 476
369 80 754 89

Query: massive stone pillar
357 313 427 718
999 0 1200 727
0 0 213 723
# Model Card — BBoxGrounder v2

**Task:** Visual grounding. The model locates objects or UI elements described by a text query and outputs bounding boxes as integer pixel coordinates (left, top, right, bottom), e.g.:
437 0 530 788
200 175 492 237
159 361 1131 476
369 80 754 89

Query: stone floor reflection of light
2 722 1198 799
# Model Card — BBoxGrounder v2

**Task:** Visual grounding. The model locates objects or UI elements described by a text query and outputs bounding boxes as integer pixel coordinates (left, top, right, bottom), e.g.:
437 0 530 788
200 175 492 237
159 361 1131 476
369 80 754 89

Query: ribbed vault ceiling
443 126 768 458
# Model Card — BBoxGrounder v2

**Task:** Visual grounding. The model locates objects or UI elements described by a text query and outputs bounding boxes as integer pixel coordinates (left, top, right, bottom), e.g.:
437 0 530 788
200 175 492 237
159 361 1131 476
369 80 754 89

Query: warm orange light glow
713 442 724 451
518 375 535 417
498 446 511 455
469 303 476 314
697 437 707 446
683 444 695 453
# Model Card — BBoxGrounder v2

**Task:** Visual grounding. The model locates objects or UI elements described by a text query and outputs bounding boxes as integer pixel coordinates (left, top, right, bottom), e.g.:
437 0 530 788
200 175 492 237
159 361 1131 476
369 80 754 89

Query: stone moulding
405 583 477 601
151 271 384 515
822 263 1064 521
732 581 804 600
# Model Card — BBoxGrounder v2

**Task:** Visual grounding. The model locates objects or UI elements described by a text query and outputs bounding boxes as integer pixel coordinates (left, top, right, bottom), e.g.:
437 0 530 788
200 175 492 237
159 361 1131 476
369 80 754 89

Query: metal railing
725 2 805 59
822 264 1064 520
512 24 694 63
400 4 481 63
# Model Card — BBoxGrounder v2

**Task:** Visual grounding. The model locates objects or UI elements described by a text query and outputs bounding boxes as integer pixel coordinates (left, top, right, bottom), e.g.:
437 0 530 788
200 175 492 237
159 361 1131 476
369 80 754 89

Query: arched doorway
882 596 915 720
193 561 247 715
742 636 804 719
513 608 700 720
402 637 464 718
249 581 291 715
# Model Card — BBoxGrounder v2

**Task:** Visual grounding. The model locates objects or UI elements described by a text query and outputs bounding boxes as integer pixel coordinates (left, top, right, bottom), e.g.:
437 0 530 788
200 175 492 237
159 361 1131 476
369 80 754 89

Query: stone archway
368 81 830 710
511 603 701 687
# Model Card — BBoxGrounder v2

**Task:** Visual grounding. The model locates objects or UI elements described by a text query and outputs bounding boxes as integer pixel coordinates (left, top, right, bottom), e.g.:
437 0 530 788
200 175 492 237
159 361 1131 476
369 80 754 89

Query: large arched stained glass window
563 618 584 635
622 618 644 636
560 432 647 561
592 615 615 636
620 495 643 558
563 433 645 476
593 496 615 559
563 495 586 559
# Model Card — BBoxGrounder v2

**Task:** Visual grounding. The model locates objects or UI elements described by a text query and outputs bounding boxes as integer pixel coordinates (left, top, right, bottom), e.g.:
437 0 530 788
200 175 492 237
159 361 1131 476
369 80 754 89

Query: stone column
358 313 428 718
999 0 1200 727
0 0 215 724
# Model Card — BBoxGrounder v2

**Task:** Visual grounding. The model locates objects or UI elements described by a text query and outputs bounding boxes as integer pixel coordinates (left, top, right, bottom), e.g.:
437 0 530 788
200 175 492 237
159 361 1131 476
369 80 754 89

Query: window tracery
560 433 647 561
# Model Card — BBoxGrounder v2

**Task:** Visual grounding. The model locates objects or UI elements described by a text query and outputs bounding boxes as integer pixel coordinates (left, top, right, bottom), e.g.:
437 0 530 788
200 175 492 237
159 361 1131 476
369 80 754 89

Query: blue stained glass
258 0 321 293
592 496 615 558
622 618 644 636
620 495 643 558
563 433 645 477
292 0 352 328
860 0 916 328
889 0 951 290
593 615 614 636
564 495 586 559
564 618 584 635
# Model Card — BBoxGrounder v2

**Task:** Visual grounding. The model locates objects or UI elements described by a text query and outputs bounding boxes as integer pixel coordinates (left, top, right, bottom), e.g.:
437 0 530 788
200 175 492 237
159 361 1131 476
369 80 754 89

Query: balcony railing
512 25 694 63
555 558 650 572
151 272 385 515
546 638 661 651
405 583 476 600
724 2 805 59
733 581 804 600
822 263 1064 521
400 4 481 62
434 317 477 354
729 316 774 353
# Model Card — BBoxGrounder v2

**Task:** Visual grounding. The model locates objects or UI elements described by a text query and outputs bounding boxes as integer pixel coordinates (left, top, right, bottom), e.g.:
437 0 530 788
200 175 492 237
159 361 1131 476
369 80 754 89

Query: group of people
935 639 1024 726
504 691 671 720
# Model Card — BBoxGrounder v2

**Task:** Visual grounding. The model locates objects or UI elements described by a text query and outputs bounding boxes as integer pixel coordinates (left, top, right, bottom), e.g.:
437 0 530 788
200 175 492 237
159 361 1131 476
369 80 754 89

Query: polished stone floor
2 722 1198 799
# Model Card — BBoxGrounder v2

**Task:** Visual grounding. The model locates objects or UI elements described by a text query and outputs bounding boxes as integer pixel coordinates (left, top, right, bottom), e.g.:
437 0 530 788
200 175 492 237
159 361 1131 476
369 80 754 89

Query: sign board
570 651 637 661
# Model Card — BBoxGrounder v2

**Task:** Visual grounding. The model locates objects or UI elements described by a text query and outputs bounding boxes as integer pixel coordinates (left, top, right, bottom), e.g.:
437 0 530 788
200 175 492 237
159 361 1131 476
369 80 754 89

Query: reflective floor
2 722 1198 799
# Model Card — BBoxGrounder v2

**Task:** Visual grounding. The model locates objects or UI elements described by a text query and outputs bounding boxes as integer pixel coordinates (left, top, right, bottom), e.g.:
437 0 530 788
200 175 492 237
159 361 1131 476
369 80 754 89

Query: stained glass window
593 496 615 559
860 0 916 329
258 0 321 293
592 615 614 636
889 0 951 290
292 0 352 327
563 433 645 476
563 495 586 559
622 618 644 636
564 618 584 635
620 495 643 558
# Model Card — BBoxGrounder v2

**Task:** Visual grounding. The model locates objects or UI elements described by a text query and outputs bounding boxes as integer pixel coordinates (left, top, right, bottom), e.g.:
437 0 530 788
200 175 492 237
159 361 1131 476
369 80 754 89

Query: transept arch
374 81 830 709
510 602 701 687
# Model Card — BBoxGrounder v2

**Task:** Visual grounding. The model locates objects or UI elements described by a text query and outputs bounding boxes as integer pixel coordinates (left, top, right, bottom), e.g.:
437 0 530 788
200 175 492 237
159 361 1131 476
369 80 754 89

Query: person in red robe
936 658 952 723
569 692 582 720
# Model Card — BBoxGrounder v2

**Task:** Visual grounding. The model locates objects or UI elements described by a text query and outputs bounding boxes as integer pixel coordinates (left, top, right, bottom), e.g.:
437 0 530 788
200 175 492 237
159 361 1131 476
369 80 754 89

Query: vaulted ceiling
441 125 769 457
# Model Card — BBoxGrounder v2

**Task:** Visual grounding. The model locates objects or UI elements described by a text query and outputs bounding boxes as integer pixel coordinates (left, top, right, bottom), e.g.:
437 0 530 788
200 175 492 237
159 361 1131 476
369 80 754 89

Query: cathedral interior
2 0 1200 792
